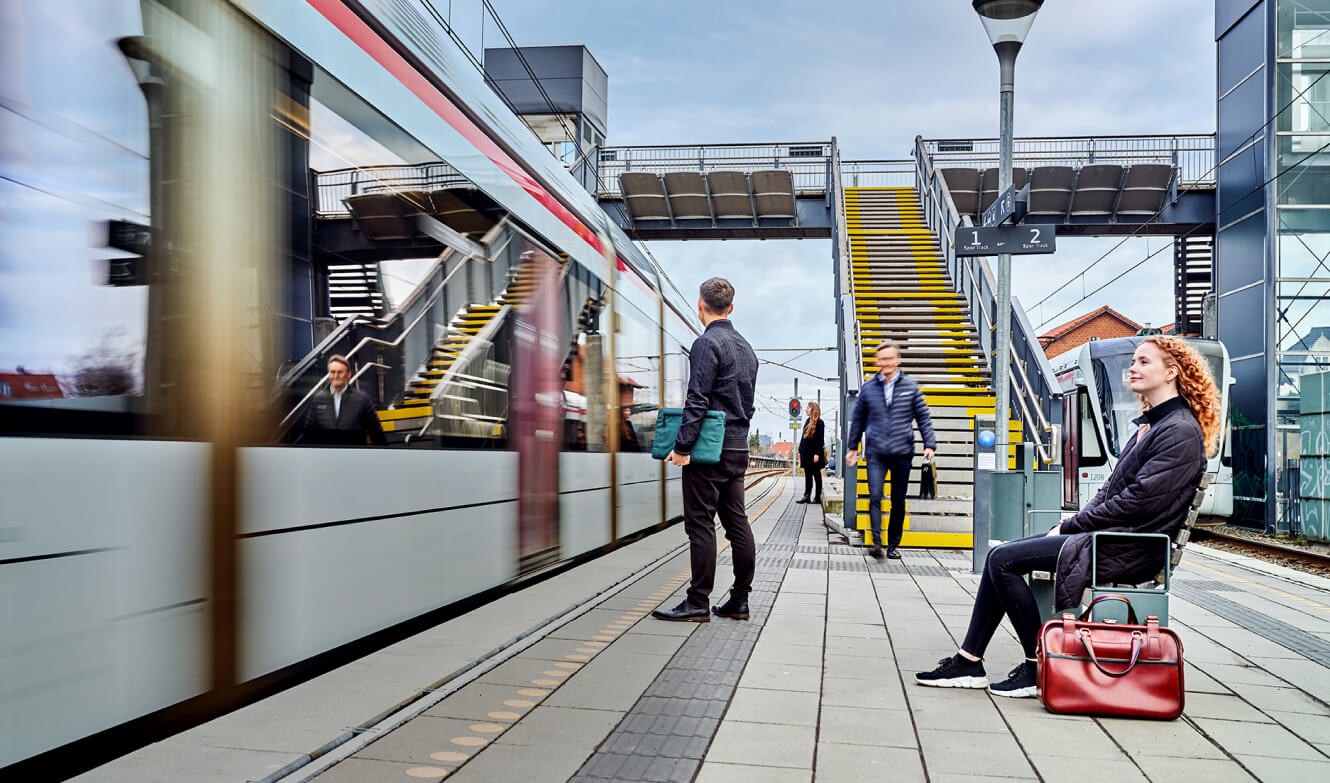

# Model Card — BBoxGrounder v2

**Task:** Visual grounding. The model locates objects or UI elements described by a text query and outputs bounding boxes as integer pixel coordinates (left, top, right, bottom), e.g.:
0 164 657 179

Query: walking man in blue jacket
845 340 937 559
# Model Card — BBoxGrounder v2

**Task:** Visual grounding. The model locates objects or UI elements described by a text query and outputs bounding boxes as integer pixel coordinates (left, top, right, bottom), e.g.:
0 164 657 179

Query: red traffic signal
789 398 801 418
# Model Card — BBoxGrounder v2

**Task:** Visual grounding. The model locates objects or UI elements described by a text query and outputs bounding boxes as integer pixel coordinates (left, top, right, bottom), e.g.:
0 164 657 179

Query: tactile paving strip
1171 582 1330 666
1170 579 1242 592
568 495 807 783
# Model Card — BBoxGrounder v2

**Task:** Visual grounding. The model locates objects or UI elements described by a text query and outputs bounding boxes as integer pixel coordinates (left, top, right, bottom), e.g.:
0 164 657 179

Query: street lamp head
972 0 1043 47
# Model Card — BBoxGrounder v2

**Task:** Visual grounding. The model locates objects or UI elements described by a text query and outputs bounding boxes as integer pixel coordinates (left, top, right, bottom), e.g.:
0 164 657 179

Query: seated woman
914 336 1221 698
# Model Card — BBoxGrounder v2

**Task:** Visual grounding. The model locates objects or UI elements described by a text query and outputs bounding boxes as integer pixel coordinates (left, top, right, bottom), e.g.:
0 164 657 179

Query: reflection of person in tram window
620 413 641 452
300 355 386 446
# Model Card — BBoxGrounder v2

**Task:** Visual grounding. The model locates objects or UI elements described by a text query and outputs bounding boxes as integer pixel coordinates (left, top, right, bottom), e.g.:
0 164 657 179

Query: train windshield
1090 339 1226 457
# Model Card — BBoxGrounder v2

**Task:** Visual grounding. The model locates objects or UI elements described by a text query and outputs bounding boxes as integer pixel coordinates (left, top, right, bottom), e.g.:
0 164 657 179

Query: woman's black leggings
802 463 822 500
960 534 1069 659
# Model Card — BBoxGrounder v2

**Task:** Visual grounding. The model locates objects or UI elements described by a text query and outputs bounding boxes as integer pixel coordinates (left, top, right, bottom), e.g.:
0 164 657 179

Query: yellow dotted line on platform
1186 562 1330 613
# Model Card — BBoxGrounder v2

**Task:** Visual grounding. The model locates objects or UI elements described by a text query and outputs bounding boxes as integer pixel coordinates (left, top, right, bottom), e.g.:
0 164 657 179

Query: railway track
1192 525 1330 577
744 467 790 491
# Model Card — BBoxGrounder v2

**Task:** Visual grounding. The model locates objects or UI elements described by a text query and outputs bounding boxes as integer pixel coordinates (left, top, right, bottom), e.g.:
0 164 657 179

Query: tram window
1091 355 1138 458
1 8 150 437
1078 389 1107 467
561 268 607 453
614 300 662 452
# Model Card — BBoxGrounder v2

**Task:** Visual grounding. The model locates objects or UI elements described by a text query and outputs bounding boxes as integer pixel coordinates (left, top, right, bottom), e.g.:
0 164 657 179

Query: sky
474 0 1218 444
1 0 1219 444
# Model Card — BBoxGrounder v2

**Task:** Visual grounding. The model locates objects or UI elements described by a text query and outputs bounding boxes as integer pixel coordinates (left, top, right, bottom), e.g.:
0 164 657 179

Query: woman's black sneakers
914 654 988 689
988 661 1039 698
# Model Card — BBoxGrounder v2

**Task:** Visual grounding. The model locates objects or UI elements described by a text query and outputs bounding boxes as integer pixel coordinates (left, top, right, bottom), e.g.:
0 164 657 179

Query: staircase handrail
830 138 862 387
408 238 574 441
277 220 510 432
275 218 511 396
912 135 1063 466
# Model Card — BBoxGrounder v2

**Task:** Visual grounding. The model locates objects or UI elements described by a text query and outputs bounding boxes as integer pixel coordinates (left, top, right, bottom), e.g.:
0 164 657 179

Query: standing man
301 354 387 446
846 340 936 559
653 277 759 623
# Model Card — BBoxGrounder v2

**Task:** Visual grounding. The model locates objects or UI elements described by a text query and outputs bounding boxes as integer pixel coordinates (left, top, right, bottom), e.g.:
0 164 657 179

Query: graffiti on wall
1299 371 1330 542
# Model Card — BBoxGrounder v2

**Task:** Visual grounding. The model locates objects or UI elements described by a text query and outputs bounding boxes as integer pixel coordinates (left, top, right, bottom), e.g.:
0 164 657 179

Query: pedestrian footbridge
594 133 1217 547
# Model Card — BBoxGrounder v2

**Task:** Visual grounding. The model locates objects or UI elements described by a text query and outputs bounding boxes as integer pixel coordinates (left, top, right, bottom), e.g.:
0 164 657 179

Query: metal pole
993 42 1019 473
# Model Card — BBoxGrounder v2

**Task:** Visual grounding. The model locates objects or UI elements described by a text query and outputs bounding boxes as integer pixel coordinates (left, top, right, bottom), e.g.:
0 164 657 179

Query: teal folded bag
652 408 726 464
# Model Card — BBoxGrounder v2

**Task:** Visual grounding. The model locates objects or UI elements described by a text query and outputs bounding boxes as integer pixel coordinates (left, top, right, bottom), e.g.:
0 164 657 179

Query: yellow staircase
377 258 549 435
845 187 1018 548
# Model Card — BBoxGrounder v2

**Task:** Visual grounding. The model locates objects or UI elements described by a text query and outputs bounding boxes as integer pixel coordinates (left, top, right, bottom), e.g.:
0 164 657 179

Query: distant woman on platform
914 336 1220 698
797 402 826 504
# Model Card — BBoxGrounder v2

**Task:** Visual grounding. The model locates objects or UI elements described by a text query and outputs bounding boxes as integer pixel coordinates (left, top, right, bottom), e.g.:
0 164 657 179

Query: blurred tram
1052 337 1234 517
0 0 711 774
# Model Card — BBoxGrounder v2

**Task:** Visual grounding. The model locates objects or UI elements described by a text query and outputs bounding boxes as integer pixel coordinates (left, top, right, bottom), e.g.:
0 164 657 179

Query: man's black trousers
867 452 913 549
682 450 755 608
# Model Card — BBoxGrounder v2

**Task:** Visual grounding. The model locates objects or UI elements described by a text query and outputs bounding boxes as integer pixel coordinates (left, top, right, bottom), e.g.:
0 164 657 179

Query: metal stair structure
327 262 385 320
845 186 1019 548
375 255 551 439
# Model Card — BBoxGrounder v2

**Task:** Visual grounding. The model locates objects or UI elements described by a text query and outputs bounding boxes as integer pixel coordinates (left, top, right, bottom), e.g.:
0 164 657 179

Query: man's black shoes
886 548 902 559
869 546 884 559
712 596 750 620
795 496 811 504
651 601 710 622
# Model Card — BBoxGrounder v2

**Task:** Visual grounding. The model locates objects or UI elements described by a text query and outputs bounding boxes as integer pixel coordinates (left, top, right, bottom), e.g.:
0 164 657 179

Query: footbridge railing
911 136 1063 466
920 133 1215 187
595 141 835 199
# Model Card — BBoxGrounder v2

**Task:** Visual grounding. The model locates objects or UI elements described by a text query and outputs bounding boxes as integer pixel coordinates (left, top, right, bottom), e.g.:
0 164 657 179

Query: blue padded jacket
846 372 937 457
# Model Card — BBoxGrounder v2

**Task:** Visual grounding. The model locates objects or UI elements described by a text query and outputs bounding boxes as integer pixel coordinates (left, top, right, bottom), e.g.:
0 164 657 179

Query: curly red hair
1139 336 1222 457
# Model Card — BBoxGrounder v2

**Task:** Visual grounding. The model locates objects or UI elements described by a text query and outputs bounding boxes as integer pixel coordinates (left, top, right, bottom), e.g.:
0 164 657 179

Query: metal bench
1028 473 1210 627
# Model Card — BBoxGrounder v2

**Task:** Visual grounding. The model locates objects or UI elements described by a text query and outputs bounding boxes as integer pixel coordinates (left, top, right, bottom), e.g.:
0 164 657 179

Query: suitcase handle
1079 629 1144 678
1079 593 1139 625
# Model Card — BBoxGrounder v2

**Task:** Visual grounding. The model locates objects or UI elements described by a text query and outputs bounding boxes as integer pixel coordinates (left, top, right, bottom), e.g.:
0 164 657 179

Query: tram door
1061 392 1079 509
512 243 564 572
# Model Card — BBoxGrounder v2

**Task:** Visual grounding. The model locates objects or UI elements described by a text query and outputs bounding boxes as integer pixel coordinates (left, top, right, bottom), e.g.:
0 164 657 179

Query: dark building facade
1216 0 1330 530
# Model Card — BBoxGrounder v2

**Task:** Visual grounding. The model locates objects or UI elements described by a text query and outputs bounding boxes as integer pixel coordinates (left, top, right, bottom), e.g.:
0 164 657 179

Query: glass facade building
1217 0 1330 530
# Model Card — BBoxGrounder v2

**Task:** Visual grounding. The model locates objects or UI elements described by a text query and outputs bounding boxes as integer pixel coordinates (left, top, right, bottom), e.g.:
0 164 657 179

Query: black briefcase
918 459 937 499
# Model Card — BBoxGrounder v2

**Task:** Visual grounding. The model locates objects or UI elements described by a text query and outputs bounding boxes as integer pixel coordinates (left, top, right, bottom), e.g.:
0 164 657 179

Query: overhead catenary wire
1028 34 1330 322
1036 135 1330 330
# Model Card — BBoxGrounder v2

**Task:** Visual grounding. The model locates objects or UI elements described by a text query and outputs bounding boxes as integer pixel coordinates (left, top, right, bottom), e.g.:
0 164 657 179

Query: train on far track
1051 336 1234 518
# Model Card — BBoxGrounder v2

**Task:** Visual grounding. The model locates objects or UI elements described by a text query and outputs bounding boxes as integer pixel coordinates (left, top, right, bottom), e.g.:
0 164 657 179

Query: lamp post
973 0 1043 472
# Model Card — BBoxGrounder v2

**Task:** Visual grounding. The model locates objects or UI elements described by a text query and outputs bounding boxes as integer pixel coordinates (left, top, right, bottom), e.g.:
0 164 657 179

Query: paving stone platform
77 474 1330 782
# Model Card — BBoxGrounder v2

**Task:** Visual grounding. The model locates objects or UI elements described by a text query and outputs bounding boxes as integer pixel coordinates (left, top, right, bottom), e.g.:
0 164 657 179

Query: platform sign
955 224 1056 257
982 185 1015 227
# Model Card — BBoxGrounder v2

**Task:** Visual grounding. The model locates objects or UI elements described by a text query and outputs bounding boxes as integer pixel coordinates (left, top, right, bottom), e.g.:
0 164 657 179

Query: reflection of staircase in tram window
327 263 384 320
375 258 553 439
844 187 1020 548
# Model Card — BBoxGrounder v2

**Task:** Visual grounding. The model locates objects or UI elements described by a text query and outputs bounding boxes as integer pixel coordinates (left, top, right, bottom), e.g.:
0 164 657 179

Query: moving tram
0 1 707 774
1053 336 1234 517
